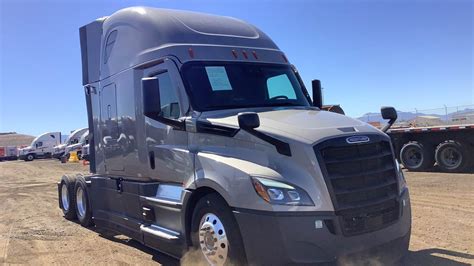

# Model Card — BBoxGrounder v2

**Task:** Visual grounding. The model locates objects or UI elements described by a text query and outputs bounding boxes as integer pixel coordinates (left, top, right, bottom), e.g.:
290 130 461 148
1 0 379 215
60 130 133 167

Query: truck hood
19 146 32 151
202 108 381 144
54 144 67 149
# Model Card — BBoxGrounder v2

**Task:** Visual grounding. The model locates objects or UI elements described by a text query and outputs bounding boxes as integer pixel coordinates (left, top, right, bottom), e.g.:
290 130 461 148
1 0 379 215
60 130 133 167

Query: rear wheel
400 142 434 171
435 141 471 173
74 177 93 227
59 175 77 220
190 193 246 266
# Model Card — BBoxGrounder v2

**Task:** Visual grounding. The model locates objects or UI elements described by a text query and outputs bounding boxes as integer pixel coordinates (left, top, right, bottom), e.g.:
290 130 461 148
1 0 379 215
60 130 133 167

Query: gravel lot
0 160 472 265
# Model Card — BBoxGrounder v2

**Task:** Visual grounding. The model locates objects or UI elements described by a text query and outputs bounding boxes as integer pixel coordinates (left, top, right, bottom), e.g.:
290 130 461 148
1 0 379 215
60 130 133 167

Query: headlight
395 159 407 194
251 177 314 206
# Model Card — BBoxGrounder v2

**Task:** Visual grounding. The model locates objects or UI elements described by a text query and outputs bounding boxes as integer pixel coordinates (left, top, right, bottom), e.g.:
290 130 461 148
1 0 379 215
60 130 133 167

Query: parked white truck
19 132 61 161
58 7 411 265
63 130 89 160
52 128 88 159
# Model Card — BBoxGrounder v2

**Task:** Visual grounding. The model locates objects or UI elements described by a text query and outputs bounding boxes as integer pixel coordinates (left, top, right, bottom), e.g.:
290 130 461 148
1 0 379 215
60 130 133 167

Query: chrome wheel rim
440 147 461 169
61 184 69 211
76 187 86 219
199 213 228 266
403 147 422 168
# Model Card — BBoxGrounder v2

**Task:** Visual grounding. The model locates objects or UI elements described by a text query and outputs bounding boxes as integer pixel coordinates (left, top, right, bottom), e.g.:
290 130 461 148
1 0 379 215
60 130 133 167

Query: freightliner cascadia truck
52 127 88 159
18 131 61 161
58 7 411 265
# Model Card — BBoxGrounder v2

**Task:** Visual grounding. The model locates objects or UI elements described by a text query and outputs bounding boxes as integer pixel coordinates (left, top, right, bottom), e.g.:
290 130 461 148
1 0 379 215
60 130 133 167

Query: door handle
149 151 155 170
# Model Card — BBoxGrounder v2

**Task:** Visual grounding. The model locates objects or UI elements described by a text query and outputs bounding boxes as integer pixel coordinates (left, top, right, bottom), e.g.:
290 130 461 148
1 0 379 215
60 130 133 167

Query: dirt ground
0 160 472 265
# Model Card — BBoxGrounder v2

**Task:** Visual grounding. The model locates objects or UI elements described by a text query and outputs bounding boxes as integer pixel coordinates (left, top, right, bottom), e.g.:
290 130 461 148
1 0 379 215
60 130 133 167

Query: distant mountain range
357 108 474 123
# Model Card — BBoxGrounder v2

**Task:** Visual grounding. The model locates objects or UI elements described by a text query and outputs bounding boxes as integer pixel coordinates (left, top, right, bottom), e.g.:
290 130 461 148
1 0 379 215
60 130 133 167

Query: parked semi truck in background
18 132 61 161
63 130 89 160
53 127 88 159
389 124 474 172
58 7 411 265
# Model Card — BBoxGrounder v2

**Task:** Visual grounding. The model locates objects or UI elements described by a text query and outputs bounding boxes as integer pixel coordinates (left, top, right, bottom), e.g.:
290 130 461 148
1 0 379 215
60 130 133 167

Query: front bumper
234 190 411 265
52 152 64 159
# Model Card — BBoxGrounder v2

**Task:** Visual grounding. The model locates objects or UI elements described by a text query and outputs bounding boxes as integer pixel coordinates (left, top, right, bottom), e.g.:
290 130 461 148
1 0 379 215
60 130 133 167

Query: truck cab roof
81 7 284 85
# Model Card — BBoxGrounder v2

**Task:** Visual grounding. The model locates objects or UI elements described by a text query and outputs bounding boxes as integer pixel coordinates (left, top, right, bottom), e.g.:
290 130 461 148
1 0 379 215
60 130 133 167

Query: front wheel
190 193 246 266
25 154 35 161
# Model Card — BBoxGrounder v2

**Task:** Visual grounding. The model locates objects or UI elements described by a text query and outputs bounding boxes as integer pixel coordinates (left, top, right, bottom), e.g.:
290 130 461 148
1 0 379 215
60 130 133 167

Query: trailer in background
388 124 474 172
0 146 18 161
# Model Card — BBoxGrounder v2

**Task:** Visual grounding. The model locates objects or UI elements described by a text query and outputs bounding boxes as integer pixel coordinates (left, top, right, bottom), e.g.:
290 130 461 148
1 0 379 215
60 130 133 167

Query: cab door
142 58 193 185
99 83 124 172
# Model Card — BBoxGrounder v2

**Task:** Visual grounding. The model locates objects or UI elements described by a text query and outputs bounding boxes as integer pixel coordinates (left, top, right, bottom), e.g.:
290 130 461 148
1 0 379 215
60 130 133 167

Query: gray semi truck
58 7 411 265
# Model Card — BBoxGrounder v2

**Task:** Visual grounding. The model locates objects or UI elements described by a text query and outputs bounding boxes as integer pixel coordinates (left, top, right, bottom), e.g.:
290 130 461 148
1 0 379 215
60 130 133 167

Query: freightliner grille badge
346 135 370 144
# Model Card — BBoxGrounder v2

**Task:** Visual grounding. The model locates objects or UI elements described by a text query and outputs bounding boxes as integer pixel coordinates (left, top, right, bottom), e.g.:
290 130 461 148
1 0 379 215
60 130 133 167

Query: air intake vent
314 134 400 236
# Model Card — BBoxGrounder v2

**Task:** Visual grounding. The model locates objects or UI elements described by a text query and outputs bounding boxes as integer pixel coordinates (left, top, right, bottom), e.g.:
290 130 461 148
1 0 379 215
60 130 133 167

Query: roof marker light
252 51 258 59
188 48 194 58
242 50 248 59
232 50 238 59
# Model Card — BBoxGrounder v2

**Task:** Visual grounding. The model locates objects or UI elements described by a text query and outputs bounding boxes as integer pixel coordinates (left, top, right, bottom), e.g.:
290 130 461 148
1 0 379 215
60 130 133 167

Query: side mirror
312 79 323 108
142 77 161 120
381 106 397 132
238 112 260 130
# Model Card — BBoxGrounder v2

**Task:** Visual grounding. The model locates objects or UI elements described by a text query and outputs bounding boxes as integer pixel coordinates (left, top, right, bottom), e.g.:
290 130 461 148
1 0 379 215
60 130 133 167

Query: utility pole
444 105 448 122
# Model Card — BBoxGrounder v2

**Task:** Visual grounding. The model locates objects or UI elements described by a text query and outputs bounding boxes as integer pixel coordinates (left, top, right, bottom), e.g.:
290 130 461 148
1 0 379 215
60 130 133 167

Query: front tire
190 193 246 266
400 142 434 171
74 177 93 227
25 154 35 161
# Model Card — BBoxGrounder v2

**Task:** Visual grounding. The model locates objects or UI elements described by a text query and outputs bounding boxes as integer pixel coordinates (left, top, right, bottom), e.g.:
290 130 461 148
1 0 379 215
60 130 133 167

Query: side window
104 30 118 64
36 141 43 148
266 74 297 100
156 72 180 119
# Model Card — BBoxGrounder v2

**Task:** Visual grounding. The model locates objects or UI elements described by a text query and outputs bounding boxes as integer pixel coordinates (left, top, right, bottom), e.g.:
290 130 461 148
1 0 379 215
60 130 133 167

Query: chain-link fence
360 105 474 128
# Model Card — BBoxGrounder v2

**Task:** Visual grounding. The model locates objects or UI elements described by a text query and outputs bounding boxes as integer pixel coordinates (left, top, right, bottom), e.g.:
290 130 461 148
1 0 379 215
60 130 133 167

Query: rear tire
435 141 471 173
74 176 94 227
400 142 434 171
190 193 246 266
59 175 77 220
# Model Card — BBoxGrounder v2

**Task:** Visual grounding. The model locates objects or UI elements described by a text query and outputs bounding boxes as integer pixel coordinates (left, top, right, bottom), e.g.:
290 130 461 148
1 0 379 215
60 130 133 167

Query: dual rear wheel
400 140 472 172
59 175 93 227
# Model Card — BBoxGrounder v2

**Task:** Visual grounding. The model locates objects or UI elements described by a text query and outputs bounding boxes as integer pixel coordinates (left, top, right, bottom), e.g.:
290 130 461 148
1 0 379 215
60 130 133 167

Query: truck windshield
182 62 310 111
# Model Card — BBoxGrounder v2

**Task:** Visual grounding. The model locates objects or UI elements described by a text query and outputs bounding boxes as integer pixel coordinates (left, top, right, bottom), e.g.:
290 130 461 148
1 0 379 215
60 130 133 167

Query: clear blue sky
1 0 472 136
